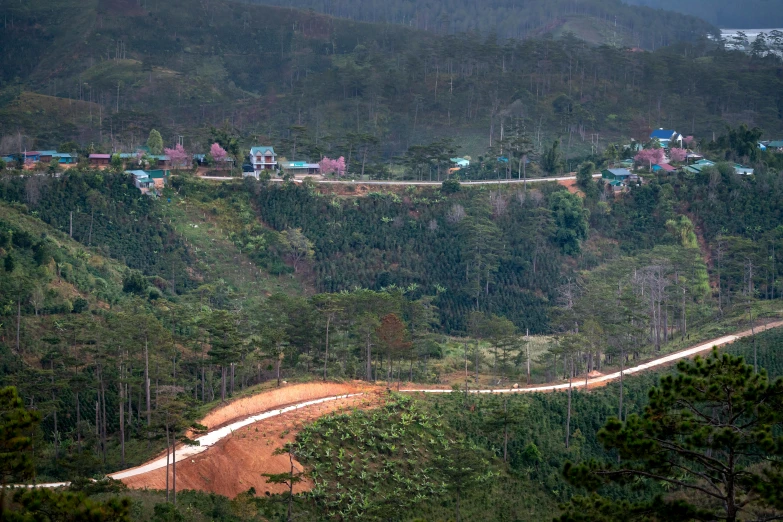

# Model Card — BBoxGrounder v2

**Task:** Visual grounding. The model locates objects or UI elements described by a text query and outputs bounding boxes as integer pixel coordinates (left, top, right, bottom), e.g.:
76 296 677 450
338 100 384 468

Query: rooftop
250 146 276 156
650 129 677 140
655 163 676 172
604 168 633 177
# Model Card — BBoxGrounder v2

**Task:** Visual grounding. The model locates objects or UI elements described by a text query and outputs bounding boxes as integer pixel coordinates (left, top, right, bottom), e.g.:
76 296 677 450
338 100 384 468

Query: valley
2 0 783 520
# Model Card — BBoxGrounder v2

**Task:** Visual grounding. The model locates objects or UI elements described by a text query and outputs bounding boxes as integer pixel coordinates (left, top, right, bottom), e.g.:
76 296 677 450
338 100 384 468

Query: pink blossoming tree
669 148 687 163
164 143 190 169
683 136 695 147
210 143 228 168
634 148 665 169
319 156 346 177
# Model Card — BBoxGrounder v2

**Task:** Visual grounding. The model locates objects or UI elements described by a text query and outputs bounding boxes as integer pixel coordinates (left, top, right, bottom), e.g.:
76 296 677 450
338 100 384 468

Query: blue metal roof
650 129 676 140
604 168 633 177
250 146 275 155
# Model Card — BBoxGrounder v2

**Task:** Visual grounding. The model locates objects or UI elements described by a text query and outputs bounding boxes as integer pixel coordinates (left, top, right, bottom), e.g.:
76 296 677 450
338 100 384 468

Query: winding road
22 320 781 489
198 173 601 185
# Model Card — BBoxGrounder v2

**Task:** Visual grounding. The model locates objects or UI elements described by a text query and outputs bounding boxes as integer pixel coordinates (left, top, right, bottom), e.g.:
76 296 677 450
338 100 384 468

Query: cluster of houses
1 150 78 165
242 146 321 177
601 128 768 192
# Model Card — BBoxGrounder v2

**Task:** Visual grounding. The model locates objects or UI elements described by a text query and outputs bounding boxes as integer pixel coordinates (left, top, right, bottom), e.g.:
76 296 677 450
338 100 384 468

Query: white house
249 146 277 172
650 129 683 148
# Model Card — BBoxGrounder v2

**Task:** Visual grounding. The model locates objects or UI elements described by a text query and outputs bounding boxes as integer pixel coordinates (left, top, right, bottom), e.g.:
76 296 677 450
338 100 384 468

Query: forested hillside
626 0 783 29
2 155 783 518
246 0 716 47
1 0 781 168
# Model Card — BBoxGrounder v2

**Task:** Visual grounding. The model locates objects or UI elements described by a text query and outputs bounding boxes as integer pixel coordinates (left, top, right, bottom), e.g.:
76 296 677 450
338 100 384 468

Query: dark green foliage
252 182 579 332
560 350 783 521
549 191 589 254
122 272 147 295
0 171 194 293
0 386 40 489
440 178 461 194
151 502 185 522
72 297 89 313
290 393 494 521
7 488 131 521
542 140 564 175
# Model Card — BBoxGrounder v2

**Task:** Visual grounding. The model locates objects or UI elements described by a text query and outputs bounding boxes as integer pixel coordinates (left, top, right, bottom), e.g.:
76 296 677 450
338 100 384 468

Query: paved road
21 320 778 489
198 174 600 185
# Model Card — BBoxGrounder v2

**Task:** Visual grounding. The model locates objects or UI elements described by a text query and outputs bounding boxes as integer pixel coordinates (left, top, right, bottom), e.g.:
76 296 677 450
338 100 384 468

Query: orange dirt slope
122 392 385 498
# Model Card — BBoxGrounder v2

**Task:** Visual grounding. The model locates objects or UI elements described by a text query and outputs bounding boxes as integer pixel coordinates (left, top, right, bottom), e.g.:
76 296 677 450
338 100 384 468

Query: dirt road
23 320 781 491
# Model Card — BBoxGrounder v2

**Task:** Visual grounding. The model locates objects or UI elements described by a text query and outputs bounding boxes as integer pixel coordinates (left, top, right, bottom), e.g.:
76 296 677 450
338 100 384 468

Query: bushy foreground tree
0 386 130 520
559 350 783 522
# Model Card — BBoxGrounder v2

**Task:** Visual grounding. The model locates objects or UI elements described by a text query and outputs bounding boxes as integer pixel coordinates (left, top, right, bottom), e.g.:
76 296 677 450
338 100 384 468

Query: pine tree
559 350 783 522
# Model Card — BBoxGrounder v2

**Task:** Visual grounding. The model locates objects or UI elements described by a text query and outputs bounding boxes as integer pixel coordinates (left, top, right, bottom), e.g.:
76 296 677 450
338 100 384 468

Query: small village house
126 170 155 192
89 154 111 166
250 146 277 172
653 163 677 173
602 168 636 182
125 169 168 194
52 152 76 164
450 157 470 168
37 150 57 163
23 151 41 163
768 140 783 152
153 155 170 169
280 161 320 175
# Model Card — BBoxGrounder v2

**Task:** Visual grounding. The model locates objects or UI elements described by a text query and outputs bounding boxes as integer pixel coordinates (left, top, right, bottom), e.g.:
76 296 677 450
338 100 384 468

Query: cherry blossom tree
634 148 665 170
683 136 695 147
210 143 227 168
319 156 346 177
669 148 687 163
164 144 190 169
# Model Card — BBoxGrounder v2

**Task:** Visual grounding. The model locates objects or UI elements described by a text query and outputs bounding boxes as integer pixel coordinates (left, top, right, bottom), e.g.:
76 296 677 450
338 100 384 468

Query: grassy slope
0 200 126 303
159 188 307 307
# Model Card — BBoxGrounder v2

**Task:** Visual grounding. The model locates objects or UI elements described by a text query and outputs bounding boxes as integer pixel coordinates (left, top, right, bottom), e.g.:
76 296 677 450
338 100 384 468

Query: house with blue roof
249 146 277 172
768 141 783 152
650 129 683 148
51 153 76 164
451 157 470 168
734 164 754 175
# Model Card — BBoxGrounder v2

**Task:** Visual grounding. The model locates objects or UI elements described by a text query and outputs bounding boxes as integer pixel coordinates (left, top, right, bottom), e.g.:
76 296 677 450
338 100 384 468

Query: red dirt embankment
199 382 374 430
123 393 386 498
121 382 382 498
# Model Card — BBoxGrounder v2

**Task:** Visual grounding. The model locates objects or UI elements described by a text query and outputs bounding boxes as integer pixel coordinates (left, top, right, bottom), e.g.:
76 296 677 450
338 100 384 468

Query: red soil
122 391 385 498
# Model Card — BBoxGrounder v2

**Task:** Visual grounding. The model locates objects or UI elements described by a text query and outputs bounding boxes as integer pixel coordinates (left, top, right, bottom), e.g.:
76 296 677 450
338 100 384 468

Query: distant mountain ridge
624 0 783 29
243 0 717 49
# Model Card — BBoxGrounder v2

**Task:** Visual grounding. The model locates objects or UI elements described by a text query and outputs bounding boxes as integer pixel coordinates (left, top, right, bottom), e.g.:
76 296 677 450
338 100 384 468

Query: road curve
21 320 781 489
